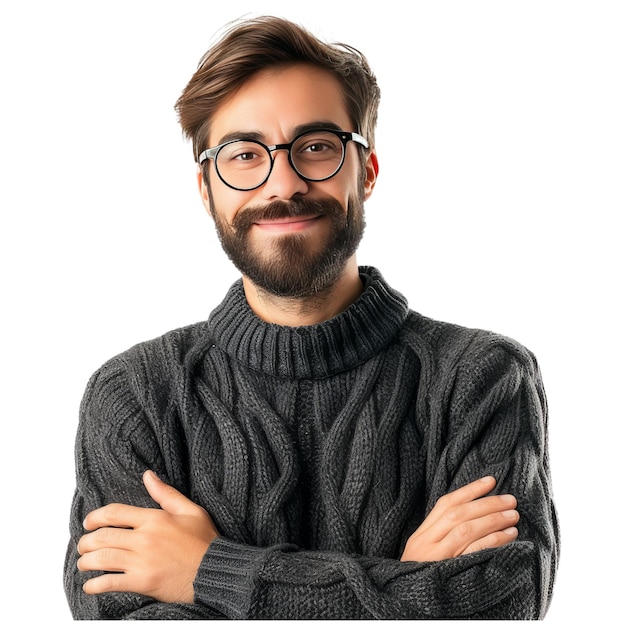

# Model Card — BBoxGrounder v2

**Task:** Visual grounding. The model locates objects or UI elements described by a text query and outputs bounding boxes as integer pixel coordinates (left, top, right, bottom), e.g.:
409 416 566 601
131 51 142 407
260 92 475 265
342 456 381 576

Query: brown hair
174 16 380 162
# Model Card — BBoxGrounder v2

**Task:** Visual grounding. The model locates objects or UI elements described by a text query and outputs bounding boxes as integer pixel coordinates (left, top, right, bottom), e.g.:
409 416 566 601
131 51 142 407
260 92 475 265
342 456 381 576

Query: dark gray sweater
64 266 559 619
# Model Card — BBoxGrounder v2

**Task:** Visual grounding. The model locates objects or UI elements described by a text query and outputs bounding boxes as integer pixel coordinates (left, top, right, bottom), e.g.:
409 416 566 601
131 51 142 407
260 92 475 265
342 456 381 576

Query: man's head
174 17 380 300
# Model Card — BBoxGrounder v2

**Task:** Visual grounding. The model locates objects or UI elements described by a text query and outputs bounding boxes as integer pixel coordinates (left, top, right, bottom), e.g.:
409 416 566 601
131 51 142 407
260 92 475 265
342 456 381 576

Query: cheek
207 173 247 223
328 168 362 208
211 182 263 226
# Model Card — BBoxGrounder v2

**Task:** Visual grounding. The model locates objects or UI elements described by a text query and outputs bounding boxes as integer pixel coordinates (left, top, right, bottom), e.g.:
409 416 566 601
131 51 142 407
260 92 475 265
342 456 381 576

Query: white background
1 1 624 622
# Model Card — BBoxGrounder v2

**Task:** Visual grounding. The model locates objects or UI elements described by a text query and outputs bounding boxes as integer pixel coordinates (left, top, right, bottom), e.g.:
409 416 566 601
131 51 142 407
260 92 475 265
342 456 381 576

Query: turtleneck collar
207 266 409 380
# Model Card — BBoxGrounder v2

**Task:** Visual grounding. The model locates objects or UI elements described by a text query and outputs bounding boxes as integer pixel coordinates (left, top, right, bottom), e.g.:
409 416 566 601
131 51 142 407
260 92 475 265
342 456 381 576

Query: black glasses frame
197 128 369 191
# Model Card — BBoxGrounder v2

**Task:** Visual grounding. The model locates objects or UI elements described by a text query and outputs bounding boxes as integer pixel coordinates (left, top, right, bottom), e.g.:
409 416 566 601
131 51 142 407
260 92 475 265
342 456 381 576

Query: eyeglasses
197 128 369 191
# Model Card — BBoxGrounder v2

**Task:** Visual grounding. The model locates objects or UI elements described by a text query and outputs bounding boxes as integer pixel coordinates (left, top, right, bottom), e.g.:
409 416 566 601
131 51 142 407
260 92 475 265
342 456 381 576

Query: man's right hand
77 470 219 603
401 476 519 562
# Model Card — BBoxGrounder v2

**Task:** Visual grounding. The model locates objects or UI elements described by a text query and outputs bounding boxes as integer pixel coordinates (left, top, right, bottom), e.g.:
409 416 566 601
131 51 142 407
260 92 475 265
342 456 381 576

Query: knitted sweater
64 266 559 620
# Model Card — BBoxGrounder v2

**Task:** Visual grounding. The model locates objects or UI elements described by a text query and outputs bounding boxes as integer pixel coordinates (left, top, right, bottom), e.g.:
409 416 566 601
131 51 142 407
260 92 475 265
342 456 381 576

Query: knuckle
481 533 501 549
81 527 104 551
97 574 121 593
94 547 121 570
102 503 123 524
99 526 121 545
477 496 500 516
136 530 157 553
443 507 462 524
452 520 473 541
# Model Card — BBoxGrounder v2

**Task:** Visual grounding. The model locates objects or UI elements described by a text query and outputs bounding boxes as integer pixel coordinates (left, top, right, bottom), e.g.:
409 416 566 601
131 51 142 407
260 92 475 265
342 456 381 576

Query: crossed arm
76 471 519 605
67 332 558 619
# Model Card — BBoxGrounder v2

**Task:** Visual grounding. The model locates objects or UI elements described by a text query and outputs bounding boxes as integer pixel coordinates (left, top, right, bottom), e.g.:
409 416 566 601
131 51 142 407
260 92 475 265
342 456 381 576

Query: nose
261 149 309 200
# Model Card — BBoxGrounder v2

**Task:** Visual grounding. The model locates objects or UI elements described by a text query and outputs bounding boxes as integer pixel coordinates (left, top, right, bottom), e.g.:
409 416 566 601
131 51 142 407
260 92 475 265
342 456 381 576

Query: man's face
198 64 377 298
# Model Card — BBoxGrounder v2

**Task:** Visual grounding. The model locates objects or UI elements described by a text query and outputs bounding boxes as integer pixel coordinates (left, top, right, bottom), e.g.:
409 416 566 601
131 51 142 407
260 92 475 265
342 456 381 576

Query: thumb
143 469 198 515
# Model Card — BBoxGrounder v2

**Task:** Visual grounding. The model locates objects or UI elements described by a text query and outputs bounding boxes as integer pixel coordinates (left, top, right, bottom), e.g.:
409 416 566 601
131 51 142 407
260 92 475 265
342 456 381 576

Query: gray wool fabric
64 266 559 620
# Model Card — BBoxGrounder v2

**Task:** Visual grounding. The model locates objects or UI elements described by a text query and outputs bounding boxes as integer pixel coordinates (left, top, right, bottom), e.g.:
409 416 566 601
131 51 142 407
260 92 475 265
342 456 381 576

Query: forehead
208 64 352 145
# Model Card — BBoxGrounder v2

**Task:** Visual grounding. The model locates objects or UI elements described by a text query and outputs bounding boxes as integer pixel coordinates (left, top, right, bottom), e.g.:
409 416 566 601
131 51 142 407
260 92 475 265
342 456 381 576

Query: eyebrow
214 121 345 147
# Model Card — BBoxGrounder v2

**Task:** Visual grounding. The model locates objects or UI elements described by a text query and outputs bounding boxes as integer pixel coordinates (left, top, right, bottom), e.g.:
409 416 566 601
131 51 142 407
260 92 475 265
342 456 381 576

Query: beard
210 191 366 298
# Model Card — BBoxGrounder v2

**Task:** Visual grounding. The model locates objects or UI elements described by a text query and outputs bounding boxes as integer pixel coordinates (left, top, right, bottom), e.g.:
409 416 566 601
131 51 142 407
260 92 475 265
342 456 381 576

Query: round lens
216 140 272 190
291 131 345 181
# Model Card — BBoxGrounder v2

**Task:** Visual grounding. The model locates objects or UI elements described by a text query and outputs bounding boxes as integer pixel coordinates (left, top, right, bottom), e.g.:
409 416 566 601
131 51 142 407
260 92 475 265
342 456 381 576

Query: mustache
231 197 344 230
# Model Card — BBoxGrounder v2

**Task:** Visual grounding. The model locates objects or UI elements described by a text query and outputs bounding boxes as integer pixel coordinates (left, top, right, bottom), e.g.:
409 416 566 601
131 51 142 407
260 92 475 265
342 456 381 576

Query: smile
253 215 323 233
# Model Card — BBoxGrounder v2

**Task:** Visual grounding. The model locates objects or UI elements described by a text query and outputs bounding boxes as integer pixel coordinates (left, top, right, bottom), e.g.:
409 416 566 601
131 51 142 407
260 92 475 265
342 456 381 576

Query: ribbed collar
207 266 409 380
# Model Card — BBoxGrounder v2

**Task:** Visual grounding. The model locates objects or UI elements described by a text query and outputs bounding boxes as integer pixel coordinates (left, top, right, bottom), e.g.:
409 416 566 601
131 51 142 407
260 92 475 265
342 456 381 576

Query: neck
242 257 363 326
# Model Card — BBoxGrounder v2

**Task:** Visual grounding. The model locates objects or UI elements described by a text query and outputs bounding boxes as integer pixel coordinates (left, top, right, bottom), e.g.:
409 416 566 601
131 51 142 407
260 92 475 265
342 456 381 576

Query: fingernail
503 527 518 536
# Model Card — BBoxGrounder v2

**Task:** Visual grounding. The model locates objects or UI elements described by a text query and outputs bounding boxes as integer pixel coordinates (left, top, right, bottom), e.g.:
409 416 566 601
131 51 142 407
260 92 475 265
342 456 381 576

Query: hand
77 470 219 603
401 476 518 562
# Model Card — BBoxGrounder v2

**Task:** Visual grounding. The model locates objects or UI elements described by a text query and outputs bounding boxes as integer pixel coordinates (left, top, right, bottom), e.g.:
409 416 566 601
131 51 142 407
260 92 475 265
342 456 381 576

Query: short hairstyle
175 16 380 162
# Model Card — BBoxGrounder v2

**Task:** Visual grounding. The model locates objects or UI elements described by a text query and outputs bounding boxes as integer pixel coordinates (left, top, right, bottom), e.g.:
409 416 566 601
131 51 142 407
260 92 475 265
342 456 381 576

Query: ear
363 150 379 200
197 165 214 218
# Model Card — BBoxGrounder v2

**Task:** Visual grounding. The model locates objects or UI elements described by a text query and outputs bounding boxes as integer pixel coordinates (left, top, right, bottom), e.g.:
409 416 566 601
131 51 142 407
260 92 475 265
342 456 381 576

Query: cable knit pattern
64 266 559 619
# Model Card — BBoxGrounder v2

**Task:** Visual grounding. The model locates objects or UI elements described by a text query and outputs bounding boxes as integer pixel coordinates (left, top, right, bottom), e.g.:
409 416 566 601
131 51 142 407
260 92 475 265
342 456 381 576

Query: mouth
253 215 324 233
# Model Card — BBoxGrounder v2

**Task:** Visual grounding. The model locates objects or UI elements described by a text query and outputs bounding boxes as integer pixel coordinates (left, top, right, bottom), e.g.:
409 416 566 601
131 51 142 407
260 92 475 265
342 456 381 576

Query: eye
219 141 268 167
233 151 258 162
295 134 342 161
302 140 332 153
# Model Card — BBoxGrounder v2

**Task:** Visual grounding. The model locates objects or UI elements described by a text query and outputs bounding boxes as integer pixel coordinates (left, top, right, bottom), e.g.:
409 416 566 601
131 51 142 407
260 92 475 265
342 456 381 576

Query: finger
439 494 517 537
443 508 520 556
143 470 200 516
415 492 517 547
422 482 514 537
418 477 496 534
83 503 147 532
462 526 519 555
83 572 125 595
450 493 518 523
83 570 157 597
77 546 132 574
433 476 497 511
77 526 135 555
83 572 136 595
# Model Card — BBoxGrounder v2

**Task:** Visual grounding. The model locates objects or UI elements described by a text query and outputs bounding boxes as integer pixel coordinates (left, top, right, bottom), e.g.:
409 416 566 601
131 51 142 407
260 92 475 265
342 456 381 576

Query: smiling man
64 16 560 620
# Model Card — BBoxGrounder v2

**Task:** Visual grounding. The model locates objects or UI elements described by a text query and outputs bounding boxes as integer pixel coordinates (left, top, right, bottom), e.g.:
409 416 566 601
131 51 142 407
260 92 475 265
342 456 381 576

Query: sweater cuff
193 537 272 619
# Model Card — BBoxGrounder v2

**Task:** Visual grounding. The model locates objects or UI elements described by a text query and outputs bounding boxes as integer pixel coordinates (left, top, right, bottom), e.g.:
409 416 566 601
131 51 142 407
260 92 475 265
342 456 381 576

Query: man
64 15 559 620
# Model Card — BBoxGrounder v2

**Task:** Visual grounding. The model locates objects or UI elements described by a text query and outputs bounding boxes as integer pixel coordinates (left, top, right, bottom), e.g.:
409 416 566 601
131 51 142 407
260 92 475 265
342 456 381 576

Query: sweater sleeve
189 332 559 620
